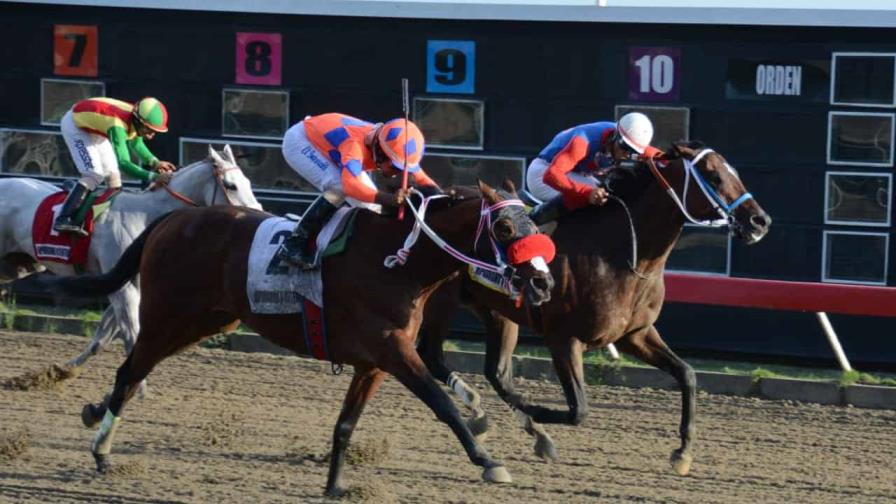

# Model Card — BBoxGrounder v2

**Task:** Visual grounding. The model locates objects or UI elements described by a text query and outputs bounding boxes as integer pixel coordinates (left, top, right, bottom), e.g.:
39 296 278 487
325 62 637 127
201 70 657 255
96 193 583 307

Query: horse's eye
492 219 514 241
224 181 238 191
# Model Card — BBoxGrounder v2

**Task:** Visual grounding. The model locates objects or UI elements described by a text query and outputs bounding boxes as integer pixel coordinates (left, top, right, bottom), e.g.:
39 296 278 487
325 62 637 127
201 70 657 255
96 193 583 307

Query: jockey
55 97 177 234
526 112 663 224
278 112 442 269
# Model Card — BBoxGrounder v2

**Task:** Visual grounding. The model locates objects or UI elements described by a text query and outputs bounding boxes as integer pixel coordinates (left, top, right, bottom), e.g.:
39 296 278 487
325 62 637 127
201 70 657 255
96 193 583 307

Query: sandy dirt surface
0 329 894 503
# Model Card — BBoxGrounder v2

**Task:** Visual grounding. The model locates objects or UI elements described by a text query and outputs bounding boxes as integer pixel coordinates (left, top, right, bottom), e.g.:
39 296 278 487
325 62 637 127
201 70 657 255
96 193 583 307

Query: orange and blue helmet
376 118 424 172
132 97 169 133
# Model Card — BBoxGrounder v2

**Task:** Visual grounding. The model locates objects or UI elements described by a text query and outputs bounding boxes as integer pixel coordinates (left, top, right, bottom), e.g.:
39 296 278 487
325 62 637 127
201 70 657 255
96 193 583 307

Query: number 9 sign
236 32 282 86
427 40 475 94
629 47 680 101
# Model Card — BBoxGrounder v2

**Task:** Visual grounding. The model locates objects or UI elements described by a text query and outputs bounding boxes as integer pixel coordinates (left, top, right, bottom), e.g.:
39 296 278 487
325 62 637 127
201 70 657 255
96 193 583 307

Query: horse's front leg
388 340 512 485
325 366 386 497
66 305 117 369
108 282 148 398
616 325 696 476
418 280 488 438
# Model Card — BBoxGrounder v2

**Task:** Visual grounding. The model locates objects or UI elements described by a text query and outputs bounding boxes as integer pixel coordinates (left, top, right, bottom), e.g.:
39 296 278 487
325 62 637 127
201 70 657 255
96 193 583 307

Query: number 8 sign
629 47 680 101
236 32 282 86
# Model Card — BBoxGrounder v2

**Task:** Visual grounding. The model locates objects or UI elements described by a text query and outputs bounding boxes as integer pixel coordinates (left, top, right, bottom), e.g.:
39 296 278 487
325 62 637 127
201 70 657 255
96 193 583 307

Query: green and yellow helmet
132 97 169 133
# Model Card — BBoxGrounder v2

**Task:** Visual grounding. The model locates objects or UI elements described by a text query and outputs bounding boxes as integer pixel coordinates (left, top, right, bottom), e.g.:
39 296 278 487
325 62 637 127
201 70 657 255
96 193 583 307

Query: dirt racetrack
0 329 894 503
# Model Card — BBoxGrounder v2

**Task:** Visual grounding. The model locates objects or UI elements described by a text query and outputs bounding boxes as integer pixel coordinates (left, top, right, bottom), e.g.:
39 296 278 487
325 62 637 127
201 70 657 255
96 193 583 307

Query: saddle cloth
31 188 117 265
246 207 352 314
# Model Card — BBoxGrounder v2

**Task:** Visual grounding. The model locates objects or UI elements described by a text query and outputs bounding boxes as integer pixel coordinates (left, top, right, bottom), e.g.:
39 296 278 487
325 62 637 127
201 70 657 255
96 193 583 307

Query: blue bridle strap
688 152 754 216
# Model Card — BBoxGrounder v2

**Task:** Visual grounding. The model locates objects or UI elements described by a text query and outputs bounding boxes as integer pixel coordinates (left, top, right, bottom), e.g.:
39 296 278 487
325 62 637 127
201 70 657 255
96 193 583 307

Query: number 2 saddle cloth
245 207 357 360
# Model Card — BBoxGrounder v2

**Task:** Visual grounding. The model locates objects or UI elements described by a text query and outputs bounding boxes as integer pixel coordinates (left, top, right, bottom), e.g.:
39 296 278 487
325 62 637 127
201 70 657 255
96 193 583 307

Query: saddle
32 183 119 265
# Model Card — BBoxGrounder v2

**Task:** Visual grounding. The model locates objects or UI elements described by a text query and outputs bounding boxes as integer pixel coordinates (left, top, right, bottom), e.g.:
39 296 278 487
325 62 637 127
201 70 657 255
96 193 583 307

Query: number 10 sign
629 47 680 101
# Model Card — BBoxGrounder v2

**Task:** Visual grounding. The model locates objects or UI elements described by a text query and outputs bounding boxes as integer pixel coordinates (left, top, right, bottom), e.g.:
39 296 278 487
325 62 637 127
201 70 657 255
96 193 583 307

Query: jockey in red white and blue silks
526 112 663 224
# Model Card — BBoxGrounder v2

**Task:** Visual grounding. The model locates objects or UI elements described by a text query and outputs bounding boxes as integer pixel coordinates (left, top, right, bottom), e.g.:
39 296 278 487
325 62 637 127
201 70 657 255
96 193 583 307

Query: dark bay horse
38 182 556 496
418 142 772 475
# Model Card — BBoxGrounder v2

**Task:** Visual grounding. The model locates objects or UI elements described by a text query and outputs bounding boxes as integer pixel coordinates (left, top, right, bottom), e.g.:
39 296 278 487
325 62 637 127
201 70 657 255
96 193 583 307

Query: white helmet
616 112 654 154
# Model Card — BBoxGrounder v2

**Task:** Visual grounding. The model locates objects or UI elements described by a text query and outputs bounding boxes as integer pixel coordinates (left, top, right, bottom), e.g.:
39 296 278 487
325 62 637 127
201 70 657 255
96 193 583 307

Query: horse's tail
35 212 172 299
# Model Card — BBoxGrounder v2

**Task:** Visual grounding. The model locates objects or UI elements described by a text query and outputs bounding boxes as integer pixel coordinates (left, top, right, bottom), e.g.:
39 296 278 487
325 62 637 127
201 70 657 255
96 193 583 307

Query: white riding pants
61 110 121 190
526 157 600 203
281 121 381 213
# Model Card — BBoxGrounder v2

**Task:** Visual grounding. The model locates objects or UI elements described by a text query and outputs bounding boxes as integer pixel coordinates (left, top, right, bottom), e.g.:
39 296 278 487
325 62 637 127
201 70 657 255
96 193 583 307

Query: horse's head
477 180 556 305
206 145 263 210
667 141 771 244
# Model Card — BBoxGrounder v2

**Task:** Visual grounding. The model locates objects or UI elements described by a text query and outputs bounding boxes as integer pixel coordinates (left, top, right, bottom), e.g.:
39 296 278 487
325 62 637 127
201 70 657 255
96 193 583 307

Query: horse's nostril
531 276 551 292
750 213 770 228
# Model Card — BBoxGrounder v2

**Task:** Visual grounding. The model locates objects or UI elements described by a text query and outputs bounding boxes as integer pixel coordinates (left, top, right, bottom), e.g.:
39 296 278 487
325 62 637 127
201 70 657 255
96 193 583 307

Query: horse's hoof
533 432 558 462
670 450 693 476
482 465 513 484
81 403 104 429
324 485 346 498
93 452 111 474
468 413 489 441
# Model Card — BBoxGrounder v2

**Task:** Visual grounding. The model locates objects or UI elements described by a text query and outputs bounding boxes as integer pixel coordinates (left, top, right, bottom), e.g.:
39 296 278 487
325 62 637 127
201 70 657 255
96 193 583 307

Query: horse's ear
670 140 696 159
501 178 518 197
208 146 225 165
223 144 236 163
478 179 501 204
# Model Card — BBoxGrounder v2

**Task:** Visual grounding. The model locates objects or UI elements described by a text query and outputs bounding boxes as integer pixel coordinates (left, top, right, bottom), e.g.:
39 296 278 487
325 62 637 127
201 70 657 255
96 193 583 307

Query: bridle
384 189 539 296
159 160 240 207
646 148 753 227
612 147 753 279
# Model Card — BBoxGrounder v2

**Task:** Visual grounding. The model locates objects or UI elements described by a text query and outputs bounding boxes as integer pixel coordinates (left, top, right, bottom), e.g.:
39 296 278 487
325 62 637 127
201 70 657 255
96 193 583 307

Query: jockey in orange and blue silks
278 112 443 269
526 112 663 224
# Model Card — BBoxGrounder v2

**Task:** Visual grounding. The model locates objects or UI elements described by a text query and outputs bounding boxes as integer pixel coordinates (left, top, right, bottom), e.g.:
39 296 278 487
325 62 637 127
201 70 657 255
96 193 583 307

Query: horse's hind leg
87 338 161 473
85 314 235 473
325 366 386 497
387 342 512 485
615 325 696 476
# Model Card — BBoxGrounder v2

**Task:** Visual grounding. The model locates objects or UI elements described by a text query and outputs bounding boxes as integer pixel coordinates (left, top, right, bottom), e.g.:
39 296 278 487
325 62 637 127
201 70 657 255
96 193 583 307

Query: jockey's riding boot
53 182 90 236
529 195 569 226
278 195 339 269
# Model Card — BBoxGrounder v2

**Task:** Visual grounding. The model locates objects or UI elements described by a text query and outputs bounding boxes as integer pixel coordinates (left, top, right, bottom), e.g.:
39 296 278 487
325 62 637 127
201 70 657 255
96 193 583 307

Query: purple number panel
629 47 680 101
236 32 282 86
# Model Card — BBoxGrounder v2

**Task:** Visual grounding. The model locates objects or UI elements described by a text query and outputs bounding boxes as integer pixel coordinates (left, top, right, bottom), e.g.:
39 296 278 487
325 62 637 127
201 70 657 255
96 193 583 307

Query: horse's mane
418 185 517 210
169 156 212 180
604 139 706 200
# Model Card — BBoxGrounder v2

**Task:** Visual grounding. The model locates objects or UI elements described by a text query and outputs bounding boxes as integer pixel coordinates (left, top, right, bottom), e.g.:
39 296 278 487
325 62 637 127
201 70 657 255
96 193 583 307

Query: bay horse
418 141 772 475
38 181 556 495
0 145 261 395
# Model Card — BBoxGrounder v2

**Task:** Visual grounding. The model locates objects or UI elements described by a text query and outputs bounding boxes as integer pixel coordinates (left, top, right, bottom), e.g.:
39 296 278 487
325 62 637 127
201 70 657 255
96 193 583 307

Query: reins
156 162 239 207
384 189 528 297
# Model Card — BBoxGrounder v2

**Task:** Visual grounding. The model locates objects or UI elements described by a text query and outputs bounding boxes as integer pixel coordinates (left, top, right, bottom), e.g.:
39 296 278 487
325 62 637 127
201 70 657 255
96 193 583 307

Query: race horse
37 181 556 495
0 145 262 394
417 141 772 475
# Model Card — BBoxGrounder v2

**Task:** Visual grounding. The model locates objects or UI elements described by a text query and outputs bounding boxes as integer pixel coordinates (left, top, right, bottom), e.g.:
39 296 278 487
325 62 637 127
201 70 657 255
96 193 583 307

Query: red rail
664 273 896 317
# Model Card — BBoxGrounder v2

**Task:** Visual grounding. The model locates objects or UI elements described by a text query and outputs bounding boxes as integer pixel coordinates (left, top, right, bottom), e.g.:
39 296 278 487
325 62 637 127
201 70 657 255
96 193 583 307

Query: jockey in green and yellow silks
55 97 177 234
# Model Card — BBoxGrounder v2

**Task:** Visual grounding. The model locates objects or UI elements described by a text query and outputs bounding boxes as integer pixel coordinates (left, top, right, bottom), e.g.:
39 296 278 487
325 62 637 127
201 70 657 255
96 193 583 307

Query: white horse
0 145 262 394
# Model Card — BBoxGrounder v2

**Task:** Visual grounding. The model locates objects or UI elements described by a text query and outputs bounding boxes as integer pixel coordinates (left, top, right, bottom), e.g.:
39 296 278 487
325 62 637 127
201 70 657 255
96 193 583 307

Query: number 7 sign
54 25 98 77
